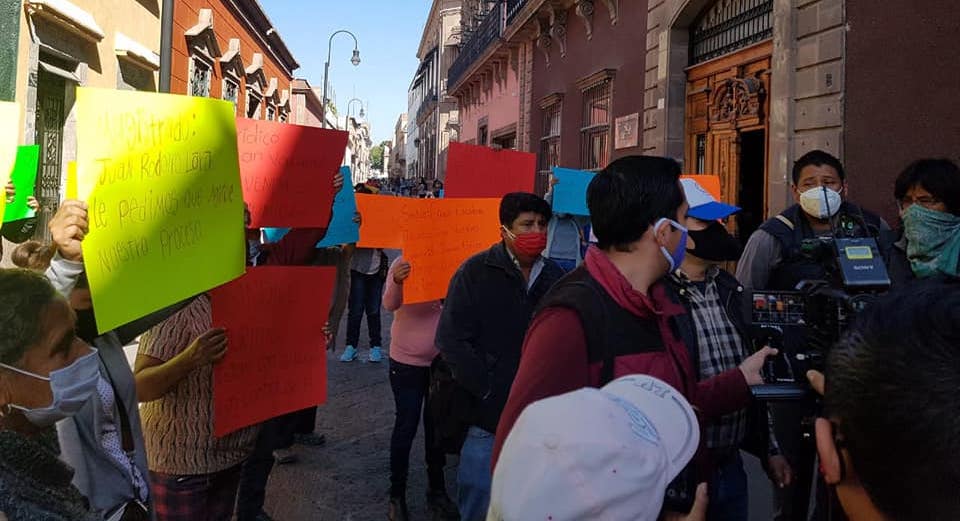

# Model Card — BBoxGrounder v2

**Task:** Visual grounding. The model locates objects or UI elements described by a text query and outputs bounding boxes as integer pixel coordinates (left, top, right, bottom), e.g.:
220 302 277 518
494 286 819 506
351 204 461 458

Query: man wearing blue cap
664 178 793 521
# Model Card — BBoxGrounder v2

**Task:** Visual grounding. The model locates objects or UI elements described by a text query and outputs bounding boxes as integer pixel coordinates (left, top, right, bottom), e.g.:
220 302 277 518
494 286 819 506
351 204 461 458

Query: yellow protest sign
76 88 245 333
65 161 77 199
0 101 20 219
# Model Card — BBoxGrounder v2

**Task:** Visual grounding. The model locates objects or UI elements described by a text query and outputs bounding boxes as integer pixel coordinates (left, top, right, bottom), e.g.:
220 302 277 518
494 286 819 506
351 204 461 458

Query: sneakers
388 496 409 521
293 432 326 446
369 346 383 363
272 448 298 465
426 490 459 520
339 345 358 362
254 511 274 521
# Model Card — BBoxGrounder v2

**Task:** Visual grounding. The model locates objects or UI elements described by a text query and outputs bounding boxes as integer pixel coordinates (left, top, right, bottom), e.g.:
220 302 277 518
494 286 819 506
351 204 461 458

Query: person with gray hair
0 268 100 520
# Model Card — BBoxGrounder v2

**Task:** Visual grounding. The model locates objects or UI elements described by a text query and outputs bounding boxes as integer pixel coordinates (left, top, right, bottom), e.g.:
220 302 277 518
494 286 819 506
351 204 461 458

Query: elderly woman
0 268 100 520
889 158 960 286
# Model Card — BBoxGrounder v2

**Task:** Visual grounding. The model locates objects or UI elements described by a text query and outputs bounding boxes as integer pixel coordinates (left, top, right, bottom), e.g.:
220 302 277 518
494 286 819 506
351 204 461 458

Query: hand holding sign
76 87 246 333
48 200 89 262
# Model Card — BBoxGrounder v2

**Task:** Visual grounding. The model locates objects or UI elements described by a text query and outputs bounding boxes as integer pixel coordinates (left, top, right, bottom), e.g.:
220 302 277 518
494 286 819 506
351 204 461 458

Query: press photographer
736 150 893 521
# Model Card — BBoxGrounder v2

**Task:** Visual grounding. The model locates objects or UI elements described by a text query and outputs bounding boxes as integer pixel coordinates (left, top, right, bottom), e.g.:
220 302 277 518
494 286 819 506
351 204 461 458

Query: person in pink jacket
382 256 457 521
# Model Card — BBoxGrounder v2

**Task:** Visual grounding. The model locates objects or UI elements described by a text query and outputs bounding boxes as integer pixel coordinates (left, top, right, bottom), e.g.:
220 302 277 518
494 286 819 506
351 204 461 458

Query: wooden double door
685 41 772 240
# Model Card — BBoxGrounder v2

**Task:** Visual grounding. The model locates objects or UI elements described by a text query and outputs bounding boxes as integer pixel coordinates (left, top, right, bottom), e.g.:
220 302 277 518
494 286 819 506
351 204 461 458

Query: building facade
10 0 163 237
289 77 324 127
407 0 462 181
170 0 298 123
343 115 372 184
449 0 960 231
390 112 407 178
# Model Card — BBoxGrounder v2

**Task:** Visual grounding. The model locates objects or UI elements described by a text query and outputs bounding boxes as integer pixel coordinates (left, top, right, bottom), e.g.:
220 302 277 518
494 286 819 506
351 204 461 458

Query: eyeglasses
898 196 942 211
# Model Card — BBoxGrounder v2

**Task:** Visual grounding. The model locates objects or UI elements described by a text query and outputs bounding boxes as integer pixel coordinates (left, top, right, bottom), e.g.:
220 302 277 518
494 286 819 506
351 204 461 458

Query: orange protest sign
681 174 723 202
211 266 336 437
401 198 502 304
356 193 405 249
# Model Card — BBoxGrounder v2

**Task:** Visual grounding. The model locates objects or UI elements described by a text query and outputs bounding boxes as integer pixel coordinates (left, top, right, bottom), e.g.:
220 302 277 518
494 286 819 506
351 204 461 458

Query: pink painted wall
458 63 521 145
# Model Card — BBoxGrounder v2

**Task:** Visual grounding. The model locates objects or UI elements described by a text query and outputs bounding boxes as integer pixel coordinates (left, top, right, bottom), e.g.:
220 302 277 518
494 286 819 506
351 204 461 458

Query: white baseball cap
487 374 700 521
681 178 740 220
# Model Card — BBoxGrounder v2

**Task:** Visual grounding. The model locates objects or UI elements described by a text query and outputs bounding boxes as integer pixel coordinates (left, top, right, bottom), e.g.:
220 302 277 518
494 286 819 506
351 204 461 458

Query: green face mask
903 204 960 278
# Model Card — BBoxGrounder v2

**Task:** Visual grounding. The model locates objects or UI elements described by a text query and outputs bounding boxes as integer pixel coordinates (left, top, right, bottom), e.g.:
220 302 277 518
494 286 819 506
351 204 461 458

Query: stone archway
645 0 795 218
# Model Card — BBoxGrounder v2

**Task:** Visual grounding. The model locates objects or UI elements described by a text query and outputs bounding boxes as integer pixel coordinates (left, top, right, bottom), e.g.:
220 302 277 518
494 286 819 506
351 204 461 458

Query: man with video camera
736 150 892 520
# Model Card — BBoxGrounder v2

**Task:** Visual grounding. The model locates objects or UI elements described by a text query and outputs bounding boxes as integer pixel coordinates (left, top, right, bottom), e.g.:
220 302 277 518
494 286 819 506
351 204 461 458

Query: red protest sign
211 266 336 437
237 118 348 228
445 141 536 198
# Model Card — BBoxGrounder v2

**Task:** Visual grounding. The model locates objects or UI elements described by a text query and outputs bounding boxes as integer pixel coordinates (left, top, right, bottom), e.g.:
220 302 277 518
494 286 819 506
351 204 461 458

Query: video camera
750 236 890 401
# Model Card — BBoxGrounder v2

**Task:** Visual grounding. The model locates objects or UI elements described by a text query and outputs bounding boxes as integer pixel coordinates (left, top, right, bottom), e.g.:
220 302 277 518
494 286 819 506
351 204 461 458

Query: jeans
389 359 446 498
707 452 749 521
346 270 384 347
772 403 818 521
457 426 494 521
235 413 299 520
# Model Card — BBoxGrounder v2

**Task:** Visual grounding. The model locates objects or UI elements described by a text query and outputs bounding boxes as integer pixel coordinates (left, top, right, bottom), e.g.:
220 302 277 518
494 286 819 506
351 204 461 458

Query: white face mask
799 186 842 220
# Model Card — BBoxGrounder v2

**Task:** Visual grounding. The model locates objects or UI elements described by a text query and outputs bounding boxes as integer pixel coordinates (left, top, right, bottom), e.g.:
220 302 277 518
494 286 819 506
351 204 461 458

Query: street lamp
322 29 361 129
346 98 365 120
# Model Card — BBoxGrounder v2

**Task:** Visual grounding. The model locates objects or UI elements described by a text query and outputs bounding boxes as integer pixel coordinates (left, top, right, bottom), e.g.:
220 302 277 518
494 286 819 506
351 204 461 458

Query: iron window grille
580 81 612 171
690 0 773 66
188 57 211 97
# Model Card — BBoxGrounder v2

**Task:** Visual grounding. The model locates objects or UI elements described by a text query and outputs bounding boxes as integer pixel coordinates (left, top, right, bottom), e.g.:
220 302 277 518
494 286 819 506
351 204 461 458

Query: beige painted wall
13 0 162 142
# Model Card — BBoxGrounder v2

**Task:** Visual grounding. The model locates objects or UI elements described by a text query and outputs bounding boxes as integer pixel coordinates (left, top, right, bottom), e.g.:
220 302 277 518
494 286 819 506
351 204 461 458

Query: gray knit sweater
0 429 98 521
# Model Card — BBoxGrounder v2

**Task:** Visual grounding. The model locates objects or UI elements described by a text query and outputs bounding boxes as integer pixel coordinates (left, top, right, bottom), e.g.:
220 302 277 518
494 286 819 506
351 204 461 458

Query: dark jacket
435 242 564 433
664 268 773 465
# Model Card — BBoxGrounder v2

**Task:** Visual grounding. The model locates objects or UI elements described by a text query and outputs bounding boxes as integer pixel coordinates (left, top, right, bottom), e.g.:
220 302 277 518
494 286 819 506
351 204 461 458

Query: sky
260 0 433 144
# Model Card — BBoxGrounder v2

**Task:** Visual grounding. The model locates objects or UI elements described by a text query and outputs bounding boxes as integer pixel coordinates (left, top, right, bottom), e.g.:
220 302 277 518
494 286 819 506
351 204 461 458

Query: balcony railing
505 0 528 25
416 91 438 123
449 1 508 89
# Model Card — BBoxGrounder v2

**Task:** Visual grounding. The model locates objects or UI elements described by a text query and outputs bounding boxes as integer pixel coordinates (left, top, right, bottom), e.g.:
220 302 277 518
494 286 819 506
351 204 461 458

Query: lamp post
321 30 361 129
346 98 365 120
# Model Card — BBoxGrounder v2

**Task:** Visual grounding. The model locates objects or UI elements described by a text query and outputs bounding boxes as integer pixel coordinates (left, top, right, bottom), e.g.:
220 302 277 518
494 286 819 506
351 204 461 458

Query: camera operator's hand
806 369 825 396
739 346 778 386
767 455 793 489
661 483 708 521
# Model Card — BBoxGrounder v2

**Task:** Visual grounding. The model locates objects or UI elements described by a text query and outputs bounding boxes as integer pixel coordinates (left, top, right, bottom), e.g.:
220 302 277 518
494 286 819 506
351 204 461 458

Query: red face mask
504 226 548 258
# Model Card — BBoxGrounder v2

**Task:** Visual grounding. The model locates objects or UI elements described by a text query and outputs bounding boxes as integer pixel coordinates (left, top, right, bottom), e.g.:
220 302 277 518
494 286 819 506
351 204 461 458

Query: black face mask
687 221 743 262
75 308 100 344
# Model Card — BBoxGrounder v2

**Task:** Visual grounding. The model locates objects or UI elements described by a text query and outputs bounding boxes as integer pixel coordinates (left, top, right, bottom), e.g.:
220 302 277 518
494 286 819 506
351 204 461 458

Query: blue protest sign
316 166 360 247
551 167 595 216
262 227 291 243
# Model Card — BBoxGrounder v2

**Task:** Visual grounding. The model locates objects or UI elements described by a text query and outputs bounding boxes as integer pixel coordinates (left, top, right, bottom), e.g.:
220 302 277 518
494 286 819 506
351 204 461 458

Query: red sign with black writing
211 266 336 437
237 118 347 228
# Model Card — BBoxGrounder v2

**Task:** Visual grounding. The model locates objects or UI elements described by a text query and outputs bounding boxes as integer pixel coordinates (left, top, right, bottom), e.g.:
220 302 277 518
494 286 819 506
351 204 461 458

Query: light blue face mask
0 348 100 427
903 204 960 278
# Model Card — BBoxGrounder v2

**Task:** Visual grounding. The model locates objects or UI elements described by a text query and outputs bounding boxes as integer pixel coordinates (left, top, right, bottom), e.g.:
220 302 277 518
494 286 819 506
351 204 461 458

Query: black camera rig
750 237 891 401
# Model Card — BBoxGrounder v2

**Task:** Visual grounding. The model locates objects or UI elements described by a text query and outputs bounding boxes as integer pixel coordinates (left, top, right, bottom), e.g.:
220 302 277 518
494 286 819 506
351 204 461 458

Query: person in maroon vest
492 156 775 512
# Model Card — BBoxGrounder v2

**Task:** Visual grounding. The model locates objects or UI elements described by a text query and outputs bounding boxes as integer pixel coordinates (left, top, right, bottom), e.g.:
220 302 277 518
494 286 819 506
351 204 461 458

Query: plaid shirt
672 267 749 452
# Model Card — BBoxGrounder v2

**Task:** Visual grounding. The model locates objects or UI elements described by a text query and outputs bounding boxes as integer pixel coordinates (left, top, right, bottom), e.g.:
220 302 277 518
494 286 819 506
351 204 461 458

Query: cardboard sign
681 175 722 202
356 193 405 249
0 101 19 220
237 118 347 228
551 167 594 216
3 145 40 222
401 197 502 303
317 166 360 247
212 266 335 437
445 142 536 198
75 87 246 333
65 161 78 199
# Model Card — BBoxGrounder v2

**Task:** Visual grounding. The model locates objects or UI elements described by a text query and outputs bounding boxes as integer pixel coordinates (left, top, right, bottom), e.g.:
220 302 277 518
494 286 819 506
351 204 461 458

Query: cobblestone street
262 260 459 521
